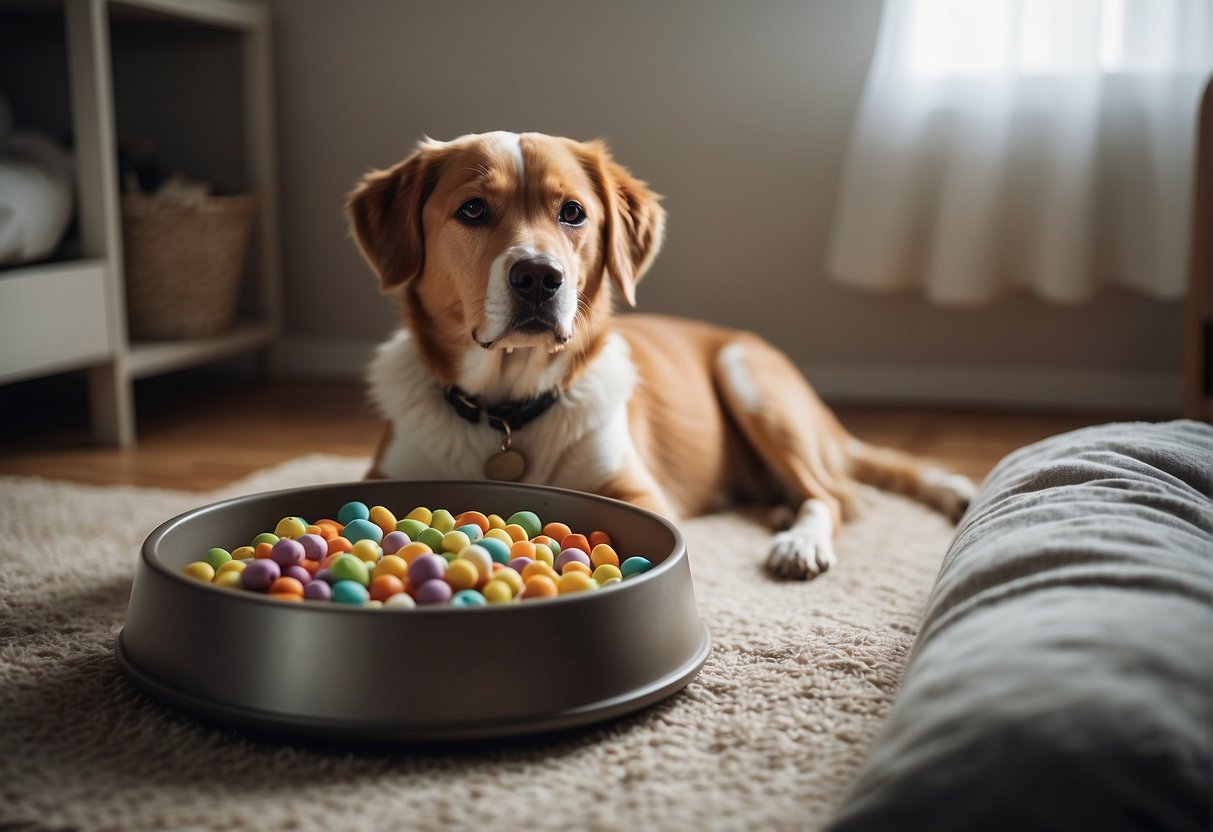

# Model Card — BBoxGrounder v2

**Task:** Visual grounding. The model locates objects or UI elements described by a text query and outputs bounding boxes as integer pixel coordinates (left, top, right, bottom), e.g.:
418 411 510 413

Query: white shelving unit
0 0 281 445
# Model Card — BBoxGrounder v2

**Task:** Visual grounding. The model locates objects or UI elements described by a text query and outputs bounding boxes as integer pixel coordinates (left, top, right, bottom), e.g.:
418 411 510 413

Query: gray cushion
825 420 1213 832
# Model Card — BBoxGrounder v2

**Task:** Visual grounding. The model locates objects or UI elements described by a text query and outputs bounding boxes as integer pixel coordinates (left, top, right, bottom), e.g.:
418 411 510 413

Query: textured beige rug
0 455 957 832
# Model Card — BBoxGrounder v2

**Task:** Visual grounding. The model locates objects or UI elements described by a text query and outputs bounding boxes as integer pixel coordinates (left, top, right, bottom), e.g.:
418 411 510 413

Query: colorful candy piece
450 589 487 607
202 548 232 571
182 561 216 582
328 553 370 587
554 548 591 574
332 579 370 605
241 559 280 591
508 511 542 539
342 518 383 545
337 501 370 525
620 556 653 578
414 578 453 605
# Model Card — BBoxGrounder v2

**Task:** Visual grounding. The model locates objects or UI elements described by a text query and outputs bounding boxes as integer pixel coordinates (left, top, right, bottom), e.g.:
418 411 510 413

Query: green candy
395 518 428 539
329 553 370 587
620 556 653 579
506 511 542 539
202 547 232 570
417 527 445 552
429 509 456 533
251 532 279 547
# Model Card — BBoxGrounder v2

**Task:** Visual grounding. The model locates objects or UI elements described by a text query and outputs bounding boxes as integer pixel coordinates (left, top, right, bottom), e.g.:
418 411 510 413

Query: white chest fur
366 331 639 492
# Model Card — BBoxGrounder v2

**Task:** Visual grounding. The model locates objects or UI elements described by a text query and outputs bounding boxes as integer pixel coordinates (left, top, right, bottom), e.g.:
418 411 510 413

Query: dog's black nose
508 256 564 305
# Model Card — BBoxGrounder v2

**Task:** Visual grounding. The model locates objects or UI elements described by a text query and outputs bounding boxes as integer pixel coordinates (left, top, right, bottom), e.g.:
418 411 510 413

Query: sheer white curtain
827 0 1213 305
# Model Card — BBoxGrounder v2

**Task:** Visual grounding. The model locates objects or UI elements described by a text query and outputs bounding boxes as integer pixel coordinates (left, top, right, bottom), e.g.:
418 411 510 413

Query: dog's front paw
766 521 836 580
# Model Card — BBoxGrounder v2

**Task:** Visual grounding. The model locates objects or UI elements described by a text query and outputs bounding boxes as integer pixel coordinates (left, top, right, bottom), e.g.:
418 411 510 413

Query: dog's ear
581 140 666 307
346 139 451 291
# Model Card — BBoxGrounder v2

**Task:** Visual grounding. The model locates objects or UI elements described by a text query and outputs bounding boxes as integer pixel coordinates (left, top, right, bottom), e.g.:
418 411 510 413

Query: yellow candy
532 546 555 567
182 561 215 582
368 505 398 535
405 506 433 524
599 576 622 587
372 554 409 581
216 560 247 576
351 538 382 563
562 560 593 577
593 564 623 583
486 513 506 530
558 572 597 594
429 509 456 533
590 543 620 568
445 558 479 591
442 530 471 554
274 516 307 540
482 579 514 604
231 546 255 560
493 566 523 595
212 570 244 589
483 528 513 546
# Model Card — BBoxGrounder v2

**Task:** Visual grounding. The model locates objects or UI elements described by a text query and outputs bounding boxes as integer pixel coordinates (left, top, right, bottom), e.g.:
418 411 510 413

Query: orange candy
268 593 303 602
397 541 433 565
589 530 612 548
268 576 304 596
455 511 490 534
369 574 405 602
561 560 593 577
510 540 537 560
542 522 572 541
520 575 558 599
301 558 321 576
326 536 353 556
560 533 591 554
521 561 558 582
254 542 274 559
502 524 529 543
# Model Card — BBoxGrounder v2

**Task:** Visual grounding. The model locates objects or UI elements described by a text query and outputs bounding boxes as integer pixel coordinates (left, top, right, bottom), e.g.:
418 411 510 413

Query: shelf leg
88 361 134 446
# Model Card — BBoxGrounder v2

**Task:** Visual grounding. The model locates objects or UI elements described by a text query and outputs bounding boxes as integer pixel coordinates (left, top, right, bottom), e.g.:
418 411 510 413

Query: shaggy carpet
0 455 958 831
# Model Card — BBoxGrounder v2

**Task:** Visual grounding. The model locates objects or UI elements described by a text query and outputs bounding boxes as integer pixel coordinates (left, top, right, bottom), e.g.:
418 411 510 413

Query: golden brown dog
348 131 973 578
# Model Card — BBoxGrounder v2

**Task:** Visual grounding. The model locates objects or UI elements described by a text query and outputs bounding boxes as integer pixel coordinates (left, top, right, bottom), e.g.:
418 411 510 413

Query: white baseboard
282 337 1181 413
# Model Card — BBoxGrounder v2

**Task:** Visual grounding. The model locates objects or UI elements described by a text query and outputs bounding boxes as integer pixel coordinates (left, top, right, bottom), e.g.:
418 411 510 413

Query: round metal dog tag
485 449 526 481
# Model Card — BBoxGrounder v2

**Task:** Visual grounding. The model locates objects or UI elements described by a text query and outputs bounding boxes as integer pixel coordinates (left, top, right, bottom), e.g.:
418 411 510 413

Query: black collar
444 385 560 433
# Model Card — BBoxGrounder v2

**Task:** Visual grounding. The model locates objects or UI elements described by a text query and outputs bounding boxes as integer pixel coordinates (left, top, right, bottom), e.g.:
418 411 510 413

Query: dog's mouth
473 314 571 351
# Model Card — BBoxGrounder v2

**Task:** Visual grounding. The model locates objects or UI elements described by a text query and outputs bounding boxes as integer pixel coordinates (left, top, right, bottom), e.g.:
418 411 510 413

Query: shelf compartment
0 259 113 383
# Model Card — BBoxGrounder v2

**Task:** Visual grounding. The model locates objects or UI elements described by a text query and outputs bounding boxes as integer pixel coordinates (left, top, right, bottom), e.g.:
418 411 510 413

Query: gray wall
266 0 1184 411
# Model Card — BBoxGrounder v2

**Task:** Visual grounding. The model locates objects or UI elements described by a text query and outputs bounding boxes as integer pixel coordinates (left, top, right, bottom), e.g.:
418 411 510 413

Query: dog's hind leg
713 336 859 580
845 440 976 523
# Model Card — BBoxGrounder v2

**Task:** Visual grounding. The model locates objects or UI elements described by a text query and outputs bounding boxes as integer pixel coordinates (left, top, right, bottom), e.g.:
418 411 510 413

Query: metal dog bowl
118 479 710 741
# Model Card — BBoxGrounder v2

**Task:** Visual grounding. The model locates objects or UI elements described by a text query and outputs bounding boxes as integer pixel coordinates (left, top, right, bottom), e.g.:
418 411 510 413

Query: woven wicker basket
122 192 257 339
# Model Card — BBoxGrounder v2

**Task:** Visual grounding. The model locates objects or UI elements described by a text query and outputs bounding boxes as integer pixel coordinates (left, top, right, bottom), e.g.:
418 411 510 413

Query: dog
347 131 974 579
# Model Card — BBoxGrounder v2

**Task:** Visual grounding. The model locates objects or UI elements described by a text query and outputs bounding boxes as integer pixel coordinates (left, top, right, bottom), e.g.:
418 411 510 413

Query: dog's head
347 132 665 378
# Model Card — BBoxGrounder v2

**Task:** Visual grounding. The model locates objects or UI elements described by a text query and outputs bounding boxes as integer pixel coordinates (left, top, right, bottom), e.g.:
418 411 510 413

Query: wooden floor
0 367 1146 492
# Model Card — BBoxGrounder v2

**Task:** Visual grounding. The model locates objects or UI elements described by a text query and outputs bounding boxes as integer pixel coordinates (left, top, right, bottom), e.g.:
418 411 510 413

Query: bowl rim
142 477 687 615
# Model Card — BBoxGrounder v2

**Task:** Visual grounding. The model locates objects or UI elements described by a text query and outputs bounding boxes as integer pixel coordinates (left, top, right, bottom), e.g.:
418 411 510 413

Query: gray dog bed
826 420 1213 831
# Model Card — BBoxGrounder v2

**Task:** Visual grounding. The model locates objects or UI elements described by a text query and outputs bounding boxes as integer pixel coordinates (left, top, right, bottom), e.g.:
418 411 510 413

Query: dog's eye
559 201 586 226
456 198 488 225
